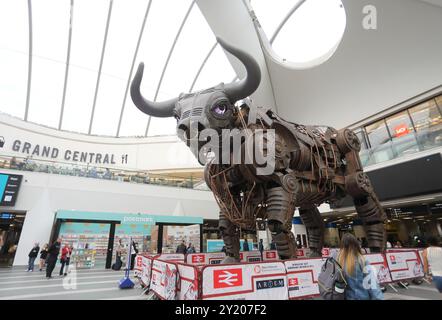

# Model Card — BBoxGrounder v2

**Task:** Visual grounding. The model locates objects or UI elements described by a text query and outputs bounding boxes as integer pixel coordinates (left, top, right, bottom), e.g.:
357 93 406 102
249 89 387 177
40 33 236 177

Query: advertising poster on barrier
386 250 424 281
186 252 226 266
177 264 199 300
296 248 311 258
284 258 324 299
202 262 288 300
134 255 143 277
240 251 262 263
364 254 392 284
156 253 185 262
263 250 278 261
150 259 178 300
140 256 153 287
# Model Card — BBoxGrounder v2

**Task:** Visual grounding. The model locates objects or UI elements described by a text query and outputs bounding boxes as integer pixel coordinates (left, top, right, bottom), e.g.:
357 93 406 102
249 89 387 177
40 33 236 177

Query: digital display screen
0 173 23 207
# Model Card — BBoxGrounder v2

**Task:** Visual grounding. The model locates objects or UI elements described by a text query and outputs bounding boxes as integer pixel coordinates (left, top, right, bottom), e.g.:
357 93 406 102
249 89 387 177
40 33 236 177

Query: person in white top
422 236 442 294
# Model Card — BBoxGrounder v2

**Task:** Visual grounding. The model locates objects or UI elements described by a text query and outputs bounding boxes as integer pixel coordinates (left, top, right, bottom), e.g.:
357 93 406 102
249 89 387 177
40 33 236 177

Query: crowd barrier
133 248 426 300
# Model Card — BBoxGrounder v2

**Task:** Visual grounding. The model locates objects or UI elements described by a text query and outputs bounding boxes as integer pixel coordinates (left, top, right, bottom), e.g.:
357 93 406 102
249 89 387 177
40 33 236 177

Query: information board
0 173 22 206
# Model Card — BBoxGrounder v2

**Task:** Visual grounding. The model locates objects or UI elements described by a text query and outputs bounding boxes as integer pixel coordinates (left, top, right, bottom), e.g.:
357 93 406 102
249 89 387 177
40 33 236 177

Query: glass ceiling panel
147 4 216 137
251 0 346 64
191 45 236 93
90 0 147 136
27 0 70 128
0 0 28 118
61 0 109 134
119 0 193 137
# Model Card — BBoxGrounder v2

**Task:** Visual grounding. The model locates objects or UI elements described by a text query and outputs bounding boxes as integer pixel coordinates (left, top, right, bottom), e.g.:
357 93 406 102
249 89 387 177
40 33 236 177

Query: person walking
46 238 62 279
176 240 187 254
59 243 72 276
130 240 138 270
39 244 48 271
27 243 40 272
423 236 442 294
187 243 196 254
112 238 124 271
259 239 264 260
337 233 383 300
242 239 250 252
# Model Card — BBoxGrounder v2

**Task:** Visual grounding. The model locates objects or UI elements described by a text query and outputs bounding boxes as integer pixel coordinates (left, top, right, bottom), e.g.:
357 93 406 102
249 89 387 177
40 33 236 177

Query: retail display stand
119 237 135 289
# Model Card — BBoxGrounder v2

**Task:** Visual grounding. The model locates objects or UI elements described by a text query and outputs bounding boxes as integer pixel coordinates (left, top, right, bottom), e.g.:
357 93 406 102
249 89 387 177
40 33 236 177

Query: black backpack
318 257 347 300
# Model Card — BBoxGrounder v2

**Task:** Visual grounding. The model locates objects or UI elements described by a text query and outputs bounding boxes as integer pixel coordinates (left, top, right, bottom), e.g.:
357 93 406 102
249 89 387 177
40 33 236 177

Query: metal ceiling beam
116 0 153 137
144 0 196 137
58 0 74 130
88 0 114 135
188 42 217 93
24 0 33 121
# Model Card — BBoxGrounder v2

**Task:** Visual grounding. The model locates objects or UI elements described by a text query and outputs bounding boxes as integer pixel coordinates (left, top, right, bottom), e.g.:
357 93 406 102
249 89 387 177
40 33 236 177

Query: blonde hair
338 233 364 276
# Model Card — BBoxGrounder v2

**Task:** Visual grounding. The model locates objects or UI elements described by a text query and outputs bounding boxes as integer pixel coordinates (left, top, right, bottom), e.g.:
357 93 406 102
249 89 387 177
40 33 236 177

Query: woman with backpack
337 233 383 300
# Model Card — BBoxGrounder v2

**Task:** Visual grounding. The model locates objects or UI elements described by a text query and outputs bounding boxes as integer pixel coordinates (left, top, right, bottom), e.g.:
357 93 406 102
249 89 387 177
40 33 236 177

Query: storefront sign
150 259 178 300
386 250 424 281
201 262 288 300
284 258 324 299
364 253 392 284
177 263 200 300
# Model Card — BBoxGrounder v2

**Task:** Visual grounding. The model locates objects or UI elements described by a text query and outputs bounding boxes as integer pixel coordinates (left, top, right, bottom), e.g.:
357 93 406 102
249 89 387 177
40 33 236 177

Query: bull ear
130 63 177 117
217 38 261 103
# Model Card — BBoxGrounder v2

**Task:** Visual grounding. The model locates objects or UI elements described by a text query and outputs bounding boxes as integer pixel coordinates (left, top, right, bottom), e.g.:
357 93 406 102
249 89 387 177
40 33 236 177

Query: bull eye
211 102 230 116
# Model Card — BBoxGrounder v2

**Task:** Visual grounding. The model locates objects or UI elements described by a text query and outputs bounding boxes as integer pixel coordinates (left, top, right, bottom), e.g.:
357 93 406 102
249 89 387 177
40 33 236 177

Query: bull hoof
221 256 240 264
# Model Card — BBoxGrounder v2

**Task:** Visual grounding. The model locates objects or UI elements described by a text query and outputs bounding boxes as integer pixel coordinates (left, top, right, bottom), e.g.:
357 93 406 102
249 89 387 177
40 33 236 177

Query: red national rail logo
265 251 277 259
213 268 243 288
191 254 205 264
288 278 299 286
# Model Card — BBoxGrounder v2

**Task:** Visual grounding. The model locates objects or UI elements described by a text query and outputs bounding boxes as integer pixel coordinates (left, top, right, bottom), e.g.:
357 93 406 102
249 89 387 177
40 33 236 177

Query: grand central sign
11 139 120 165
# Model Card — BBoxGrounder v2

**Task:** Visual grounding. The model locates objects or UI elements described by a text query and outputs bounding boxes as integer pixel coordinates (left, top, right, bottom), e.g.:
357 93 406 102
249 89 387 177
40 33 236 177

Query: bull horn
217 37 261 102
130 63 177 117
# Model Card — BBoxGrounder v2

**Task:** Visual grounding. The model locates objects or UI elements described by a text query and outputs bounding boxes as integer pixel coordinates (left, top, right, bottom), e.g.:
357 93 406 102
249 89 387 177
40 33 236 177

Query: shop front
52 210 203 269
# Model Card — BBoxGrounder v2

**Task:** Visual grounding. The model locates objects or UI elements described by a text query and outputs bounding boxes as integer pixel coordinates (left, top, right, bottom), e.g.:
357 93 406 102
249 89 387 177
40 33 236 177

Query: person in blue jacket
337 233 384 300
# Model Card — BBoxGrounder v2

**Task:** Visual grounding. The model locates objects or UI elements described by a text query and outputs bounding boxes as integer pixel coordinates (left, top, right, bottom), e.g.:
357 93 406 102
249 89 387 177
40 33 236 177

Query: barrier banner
150 259 178 300
263 250 278 261
386 250 424 281
156 253 185 263
140 256 153 287
134 254 144 277
240 251 262 263
186 252 226 266
284 258 324 299
364 254 392 284
201 262 288 300
177 263 200 300
296 248 311 258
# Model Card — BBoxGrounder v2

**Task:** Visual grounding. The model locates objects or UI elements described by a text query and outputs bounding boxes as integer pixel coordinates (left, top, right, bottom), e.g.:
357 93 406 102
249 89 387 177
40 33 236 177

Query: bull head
130 38 261 147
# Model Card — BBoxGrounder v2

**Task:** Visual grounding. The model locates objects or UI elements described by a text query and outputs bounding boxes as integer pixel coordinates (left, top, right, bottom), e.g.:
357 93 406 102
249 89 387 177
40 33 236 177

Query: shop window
355 130 370 166
385 111 419 157
409 99 442 150
365 120 394 164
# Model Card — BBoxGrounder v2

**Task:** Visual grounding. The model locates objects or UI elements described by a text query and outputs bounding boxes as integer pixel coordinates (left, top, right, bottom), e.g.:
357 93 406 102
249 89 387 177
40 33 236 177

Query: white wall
0 169 219 266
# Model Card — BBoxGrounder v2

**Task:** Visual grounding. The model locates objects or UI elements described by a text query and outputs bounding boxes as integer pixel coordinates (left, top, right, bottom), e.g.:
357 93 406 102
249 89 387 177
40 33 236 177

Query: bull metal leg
299 205 324 257
266 187 297 260
353 193 387 253
219 212 241 264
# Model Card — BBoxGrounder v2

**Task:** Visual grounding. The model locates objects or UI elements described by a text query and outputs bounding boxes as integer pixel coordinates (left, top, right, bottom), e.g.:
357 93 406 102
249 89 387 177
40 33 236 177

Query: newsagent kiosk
51 210 203 269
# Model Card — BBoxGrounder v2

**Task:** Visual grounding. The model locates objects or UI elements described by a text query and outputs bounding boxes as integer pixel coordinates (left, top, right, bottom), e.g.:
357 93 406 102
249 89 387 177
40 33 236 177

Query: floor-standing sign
284 258 324 299
385 250 424 281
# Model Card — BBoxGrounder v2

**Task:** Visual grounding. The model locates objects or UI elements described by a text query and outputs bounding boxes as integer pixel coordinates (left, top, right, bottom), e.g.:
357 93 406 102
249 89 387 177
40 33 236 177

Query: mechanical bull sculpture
131 38 387 263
